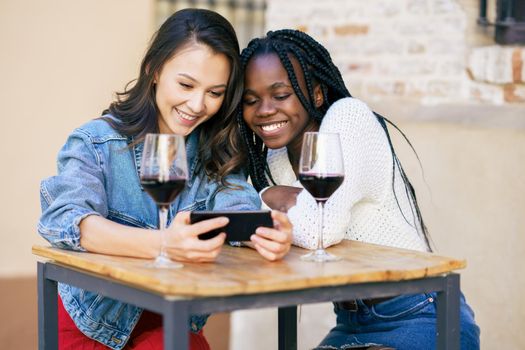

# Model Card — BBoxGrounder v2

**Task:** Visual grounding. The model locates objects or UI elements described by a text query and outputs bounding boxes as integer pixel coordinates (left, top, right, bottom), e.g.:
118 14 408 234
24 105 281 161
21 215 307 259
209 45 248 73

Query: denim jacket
38 117 260 349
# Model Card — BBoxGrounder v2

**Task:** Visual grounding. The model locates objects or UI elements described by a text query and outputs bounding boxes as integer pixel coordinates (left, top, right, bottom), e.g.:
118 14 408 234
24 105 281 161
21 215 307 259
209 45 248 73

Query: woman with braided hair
237 29 479 349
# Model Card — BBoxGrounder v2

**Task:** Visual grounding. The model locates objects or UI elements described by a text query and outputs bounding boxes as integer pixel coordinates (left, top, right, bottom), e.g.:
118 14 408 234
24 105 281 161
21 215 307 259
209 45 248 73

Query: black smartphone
190 210 273 241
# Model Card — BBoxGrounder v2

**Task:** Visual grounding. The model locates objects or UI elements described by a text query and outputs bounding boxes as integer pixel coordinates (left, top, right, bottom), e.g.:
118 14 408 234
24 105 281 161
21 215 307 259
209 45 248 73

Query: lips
174 108 199 122
258 121 288 135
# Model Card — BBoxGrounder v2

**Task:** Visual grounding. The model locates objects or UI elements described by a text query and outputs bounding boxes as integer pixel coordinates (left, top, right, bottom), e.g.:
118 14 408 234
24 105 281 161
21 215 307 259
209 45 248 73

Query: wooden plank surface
32 241 465 297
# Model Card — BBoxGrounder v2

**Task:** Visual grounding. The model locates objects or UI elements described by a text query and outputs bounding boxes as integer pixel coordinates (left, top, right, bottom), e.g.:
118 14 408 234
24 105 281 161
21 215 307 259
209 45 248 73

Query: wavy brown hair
102 8 245 185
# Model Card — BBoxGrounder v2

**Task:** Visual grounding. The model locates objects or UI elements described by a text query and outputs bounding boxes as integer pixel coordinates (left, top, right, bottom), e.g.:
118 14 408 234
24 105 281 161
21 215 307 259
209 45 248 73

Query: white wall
0 0 155 276
392 114 525 350
266 0 524 104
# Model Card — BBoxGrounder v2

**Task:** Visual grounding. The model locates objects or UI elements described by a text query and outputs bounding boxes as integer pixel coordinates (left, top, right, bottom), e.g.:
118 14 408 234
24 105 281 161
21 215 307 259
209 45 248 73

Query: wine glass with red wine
140 133 188 268
298 132 345 262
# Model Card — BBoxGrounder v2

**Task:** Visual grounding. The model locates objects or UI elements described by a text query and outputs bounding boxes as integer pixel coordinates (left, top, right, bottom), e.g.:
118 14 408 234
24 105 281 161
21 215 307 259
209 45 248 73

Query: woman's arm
249 210 292 261
39 130 111 251
207 171 262 210
39 131 160 258
80 212 230 261
79 215 159 258
39 130 228 261
210 172 293 260
286 98 392 249
261 185 302 212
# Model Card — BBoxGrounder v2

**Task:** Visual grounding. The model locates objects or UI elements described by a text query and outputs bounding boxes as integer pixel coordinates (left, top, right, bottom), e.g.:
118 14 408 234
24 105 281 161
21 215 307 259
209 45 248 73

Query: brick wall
265 0 525 105
468 45 525 103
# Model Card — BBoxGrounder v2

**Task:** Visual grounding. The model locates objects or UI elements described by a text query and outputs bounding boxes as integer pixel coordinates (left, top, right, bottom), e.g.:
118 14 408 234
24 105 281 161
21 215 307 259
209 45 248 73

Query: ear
313 84 324 108
146 64 157 84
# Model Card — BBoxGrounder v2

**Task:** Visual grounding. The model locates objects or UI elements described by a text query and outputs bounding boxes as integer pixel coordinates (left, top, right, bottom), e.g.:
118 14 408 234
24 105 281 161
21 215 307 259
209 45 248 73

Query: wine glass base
300 249 341 262
147 255 183 269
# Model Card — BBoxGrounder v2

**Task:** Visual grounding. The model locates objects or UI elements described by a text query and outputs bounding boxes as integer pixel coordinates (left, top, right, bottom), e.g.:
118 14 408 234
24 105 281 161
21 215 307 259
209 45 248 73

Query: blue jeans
316 293 480 350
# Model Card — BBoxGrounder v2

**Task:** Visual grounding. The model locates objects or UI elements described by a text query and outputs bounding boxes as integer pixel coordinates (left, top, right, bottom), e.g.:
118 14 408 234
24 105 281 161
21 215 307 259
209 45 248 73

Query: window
478 0 525 44
156 0 266 48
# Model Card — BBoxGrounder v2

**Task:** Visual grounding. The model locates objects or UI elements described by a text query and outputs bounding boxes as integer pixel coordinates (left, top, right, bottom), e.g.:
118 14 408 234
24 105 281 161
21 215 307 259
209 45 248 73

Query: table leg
38 262 58 350
163 301 189 350
278 306 297 350
436 273 460 350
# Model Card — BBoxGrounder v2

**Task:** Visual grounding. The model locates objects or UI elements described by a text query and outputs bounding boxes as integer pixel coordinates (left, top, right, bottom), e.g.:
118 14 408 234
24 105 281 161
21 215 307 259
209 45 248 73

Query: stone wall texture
265 0 525 105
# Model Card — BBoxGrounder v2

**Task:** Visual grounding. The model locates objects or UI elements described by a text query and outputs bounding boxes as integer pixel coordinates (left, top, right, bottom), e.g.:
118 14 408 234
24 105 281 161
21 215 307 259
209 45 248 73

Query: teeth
261 121 287 132
177 109 197 121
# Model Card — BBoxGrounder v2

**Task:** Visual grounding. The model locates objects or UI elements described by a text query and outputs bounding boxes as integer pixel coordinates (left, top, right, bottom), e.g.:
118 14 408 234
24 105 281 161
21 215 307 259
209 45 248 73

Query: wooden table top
32 241 465 297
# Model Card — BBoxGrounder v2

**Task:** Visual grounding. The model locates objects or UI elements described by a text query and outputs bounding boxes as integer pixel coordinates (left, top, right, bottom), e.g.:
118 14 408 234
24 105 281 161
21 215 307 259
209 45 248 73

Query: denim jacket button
111 336 122 344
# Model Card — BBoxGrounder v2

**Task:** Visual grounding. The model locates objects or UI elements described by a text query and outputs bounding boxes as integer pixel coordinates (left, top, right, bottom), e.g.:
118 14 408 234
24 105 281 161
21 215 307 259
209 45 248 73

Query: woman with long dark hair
38 10 292 349
238 29 479 349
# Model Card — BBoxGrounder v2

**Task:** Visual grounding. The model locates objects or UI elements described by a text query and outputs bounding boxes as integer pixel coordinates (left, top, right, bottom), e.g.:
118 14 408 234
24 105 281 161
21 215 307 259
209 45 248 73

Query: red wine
141 177 186 207
299 173 344 203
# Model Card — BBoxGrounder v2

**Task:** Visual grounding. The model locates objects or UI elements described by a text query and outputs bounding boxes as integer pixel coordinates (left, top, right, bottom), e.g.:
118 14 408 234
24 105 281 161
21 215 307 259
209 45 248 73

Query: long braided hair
237 29 432 250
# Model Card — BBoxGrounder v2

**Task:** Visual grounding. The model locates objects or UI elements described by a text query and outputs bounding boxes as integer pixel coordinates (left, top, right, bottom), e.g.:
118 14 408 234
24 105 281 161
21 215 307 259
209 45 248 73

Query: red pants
58 296 210 350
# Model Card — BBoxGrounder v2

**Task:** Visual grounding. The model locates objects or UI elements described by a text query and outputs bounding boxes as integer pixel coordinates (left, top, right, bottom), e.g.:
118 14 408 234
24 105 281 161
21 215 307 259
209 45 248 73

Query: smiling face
242 53 320 151
155 43 231 136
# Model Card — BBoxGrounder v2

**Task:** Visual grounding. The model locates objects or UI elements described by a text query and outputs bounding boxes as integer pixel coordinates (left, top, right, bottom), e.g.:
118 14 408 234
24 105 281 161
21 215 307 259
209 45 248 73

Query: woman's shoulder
329 96 370 109
321 97 378 131
74 115 128 143
324 97 374 120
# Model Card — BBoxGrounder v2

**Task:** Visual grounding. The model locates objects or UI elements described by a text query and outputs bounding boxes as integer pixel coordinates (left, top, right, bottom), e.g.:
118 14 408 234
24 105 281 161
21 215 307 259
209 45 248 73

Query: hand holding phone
190 210 273 241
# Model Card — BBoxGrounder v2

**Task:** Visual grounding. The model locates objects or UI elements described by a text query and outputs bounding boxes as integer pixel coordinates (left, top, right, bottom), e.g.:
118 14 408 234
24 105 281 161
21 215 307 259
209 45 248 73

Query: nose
256 98 277 118
186 92 206 115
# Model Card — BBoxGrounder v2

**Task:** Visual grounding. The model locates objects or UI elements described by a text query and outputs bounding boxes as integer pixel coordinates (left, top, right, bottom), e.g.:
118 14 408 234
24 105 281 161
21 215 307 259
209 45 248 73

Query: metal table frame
37 261 460 350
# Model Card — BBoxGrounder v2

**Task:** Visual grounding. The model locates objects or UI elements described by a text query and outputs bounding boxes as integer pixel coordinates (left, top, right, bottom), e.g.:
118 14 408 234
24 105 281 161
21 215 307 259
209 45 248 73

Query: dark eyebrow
270 82 292 89
178 73 227 89
244 81 292 95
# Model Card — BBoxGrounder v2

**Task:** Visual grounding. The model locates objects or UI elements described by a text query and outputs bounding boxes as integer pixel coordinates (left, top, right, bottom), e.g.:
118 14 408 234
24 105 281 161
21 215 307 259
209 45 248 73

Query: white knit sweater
266 97 429 252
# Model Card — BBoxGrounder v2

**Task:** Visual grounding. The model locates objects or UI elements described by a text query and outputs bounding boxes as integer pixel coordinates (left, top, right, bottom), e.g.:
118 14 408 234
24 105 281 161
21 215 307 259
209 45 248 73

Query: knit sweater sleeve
287 97 393 249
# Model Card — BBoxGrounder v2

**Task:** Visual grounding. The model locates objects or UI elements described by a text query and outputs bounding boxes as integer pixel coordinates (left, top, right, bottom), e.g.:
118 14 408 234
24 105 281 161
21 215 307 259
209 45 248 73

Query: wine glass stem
158 206 169 260
316 201 325 251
